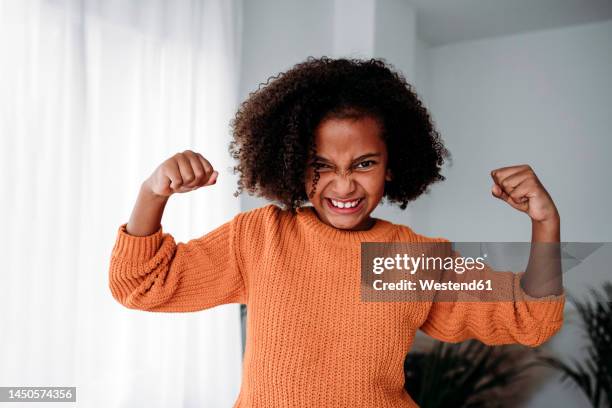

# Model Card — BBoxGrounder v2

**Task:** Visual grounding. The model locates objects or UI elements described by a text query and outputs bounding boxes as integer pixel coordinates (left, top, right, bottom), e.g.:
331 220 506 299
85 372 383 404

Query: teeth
330 199 360 208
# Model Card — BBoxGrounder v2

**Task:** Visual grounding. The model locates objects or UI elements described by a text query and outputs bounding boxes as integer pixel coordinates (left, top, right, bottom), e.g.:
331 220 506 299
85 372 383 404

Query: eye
311 162 333 171
355 160 376 169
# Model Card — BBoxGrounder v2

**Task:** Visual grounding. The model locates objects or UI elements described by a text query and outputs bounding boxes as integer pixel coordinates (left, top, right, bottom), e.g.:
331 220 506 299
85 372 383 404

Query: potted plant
404 339 535 407
536 282 612 407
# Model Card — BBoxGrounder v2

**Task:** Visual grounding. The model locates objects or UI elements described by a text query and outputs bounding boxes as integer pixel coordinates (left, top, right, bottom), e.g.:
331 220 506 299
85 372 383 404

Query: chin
328 217 363 230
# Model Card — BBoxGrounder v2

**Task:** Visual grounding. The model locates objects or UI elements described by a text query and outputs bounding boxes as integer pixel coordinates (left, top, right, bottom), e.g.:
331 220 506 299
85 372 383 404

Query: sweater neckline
295 205 398 244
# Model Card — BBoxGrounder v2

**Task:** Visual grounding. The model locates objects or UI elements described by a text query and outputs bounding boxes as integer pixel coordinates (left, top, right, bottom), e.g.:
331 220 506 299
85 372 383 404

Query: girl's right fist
144 150 218 197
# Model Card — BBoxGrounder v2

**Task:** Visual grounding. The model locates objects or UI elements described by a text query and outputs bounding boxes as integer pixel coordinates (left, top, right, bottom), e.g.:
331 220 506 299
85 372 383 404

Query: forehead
313 116 386 160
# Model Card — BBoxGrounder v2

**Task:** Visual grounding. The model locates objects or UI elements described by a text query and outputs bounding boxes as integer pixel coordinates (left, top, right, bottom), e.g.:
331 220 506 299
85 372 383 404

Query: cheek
366 181 385 197
362 171 387 196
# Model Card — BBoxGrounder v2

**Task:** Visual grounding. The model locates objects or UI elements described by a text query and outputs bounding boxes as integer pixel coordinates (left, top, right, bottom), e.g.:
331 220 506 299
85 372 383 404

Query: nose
331 171 356 196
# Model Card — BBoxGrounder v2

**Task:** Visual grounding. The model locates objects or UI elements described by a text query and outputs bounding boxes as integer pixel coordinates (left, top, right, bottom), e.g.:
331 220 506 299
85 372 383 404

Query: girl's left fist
490 164 559 223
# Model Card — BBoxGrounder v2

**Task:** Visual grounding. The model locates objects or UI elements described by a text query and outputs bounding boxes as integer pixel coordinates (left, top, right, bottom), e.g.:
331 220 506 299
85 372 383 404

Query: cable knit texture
108 204 565 408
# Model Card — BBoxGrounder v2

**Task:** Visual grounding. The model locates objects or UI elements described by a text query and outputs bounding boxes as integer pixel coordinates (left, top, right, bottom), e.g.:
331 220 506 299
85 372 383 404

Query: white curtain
0 0 244 406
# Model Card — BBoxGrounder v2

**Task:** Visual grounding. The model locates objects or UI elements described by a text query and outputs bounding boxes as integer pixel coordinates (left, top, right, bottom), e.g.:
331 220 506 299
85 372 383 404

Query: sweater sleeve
108 214 247 312
419 246 566 348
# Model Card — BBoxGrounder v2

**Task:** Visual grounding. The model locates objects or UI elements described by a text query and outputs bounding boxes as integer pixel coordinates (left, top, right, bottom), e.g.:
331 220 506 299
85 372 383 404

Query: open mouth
325 197 364 213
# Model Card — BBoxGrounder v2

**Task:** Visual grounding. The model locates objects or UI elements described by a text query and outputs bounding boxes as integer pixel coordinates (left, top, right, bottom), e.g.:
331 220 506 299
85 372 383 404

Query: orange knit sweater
109 204 565 407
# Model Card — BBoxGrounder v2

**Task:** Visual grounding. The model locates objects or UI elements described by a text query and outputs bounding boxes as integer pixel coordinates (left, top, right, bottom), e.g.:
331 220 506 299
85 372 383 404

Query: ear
385 169 392 182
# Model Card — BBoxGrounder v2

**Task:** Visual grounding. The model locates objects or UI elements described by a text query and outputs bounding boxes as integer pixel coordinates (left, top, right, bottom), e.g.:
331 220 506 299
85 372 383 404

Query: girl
109 57 565 407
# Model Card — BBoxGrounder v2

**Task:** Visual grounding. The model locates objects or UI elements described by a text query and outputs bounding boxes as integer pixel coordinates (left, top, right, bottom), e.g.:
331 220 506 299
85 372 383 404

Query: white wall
421 20 612 242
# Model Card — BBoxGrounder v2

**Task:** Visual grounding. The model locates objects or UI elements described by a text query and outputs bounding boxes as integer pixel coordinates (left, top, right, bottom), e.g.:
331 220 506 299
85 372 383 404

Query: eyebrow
313 153 381 163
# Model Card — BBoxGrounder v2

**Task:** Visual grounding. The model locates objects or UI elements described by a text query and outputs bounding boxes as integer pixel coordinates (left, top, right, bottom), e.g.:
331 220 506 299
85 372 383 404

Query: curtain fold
0 0 244 406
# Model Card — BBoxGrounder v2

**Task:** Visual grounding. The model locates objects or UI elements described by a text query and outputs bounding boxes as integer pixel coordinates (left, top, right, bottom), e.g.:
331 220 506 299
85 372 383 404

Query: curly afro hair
229 56 451 212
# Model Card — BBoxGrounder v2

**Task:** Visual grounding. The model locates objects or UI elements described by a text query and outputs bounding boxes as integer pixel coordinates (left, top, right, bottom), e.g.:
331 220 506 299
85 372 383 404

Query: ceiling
406 0 612 46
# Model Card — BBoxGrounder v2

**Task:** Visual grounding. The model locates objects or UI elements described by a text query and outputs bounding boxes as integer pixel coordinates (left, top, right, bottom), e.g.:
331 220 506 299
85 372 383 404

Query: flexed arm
108 150 246 312
490 164 563 298
421 164 565 347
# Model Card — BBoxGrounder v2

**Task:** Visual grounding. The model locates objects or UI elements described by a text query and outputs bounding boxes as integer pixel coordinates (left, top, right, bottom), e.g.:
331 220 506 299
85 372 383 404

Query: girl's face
305 115 392 231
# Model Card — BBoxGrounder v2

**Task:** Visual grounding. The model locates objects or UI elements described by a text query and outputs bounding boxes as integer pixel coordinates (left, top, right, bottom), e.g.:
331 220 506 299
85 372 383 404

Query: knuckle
192 165 203 176
193 171 205 182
